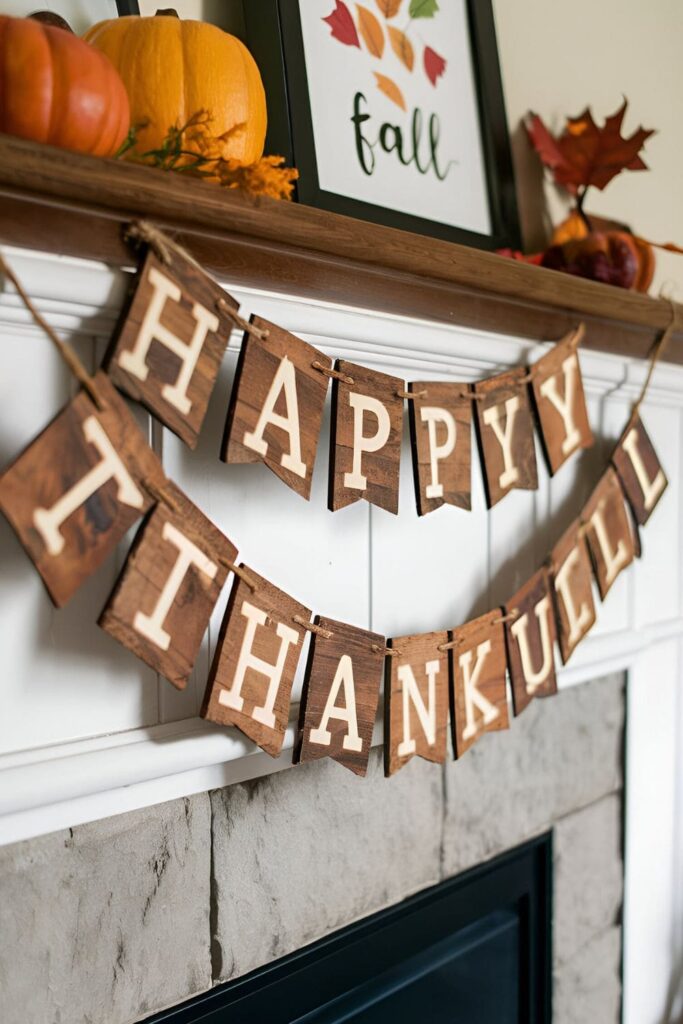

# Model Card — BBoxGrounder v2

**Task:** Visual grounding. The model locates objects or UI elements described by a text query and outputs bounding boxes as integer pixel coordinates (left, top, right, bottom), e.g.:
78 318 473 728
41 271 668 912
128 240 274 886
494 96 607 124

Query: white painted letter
590 501 628 586
539 354 581 456
554 548 592 647
396 660 440 756
218 601 300 729
243 356 306 478
344 393 391 490
33 416 143 556
459 640 500 741
621 427 666 512
420 407 456 499
482 396 520 489
118 265 219 415
510 596 554 694
133 523 218 651
309 654 363 751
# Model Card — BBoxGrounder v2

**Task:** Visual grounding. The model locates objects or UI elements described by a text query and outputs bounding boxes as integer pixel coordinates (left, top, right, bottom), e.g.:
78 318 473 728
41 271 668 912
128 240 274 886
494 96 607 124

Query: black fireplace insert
147 833 552 1023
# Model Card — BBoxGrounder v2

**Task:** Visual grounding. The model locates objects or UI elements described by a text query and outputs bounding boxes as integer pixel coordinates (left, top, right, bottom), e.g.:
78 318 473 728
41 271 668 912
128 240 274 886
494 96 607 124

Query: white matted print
299 0 491 235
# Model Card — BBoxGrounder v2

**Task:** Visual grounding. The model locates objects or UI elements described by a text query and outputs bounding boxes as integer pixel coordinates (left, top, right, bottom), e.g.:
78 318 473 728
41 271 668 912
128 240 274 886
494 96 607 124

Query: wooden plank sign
531 332 593 474
505 568 558 716
582 467 635 600
450 610 509 757
106 248 238 449
297 617 384 776
612 413 667 526
221 317 332 500
0 373 163 607
201 568 310 757
99 481 237 691
384 631 449 776
474 367 538 508
549 519 596 664
408 382 472 516
329 361 403 514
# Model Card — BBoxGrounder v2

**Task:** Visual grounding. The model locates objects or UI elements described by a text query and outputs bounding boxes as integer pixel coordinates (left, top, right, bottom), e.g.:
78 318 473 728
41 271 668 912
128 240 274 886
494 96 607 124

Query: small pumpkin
84 11 267 166
0 15 130 157
545 211 655 292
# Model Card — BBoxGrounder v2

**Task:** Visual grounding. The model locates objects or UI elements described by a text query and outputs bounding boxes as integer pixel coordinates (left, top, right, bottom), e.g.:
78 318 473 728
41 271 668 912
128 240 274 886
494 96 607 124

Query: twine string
124 219 204 272
215 299 270 341
372 643 401 657
311 361 355 385
493 609 519 625
437 638 460 652
0 251 105 410
632 296 683 416
293 615 334 639
398 389 427 400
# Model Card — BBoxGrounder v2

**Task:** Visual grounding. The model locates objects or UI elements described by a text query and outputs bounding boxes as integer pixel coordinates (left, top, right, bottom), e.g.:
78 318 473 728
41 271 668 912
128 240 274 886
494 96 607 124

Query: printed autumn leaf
322 0 360 47
424 45 446 86
526 99 654 193
388 26 414 70
375 0 402 17
373 71 406 111
357 4 385 57
409 0 439 18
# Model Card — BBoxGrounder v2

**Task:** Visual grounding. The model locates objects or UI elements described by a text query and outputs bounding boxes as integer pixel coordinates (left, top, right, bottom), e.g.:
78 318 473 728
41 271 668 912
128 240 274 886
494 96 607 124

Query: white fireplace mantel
0 244 681 1024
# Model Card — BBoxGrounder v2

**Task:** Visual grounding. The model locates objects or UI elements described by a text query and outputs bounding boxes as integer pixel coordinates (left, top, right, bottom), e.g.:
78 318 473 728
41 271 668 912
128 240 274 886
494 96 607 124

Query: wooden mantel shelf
0 134 680 363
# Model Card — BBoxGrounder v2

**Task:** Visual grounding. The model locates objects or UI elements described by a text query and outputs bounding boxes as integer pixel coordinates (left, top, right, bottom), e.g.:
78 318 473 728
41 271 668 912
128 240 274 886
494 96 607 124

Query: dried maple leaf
322 1 360 47
388 26 414 70
526 99 654 194
424 45 446 86
374 72 406 111
357 4 385 57
376 0 402 17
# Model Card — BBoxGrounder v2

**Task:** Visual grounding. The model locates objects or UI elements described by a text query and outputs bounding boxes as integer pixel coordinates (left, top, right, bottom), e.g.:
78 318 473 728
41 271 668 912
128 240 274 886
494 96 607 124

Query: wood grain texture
549 519 596 665
221 316 331 499
531 333 593 475
99 481 237 691
450 610 509 758
505 568 558 716
296 616 384 776
582 467 636 600
384 630 449 776
474 367 538 508
612 413 668 527
329 360 404 514
106 249 237 450
201 568 310 758
0 373 163 607
408 382 472 515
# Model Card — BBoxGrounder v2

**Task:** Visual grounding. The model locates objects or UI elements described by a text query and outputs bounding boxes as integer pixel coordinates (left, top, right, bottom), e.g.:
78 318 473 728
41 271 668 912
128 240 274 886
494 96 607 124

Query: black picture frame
244 0 520 251
116 0 140 13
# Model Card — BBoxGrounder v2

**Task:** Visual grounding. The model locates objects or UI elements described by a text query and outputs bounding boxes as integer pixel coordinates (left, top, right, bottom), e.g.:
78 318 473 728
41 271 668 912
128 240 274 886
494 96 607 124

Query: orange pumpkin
0 15 130 157
84 12 267 166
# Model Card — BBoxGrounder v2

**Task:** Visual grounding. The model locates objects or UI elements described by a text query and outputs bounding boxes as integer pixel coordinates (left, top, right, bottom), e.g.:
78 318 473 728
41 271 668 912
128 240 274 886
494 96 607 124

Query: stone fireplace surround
0 673 624 1024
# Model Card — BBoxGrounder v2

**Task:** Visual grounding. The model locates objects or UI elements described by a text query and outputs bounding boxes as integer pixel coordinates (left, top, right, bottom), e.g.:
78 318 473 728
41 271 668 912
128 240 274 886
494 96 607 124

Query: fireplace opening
147 834 552 1023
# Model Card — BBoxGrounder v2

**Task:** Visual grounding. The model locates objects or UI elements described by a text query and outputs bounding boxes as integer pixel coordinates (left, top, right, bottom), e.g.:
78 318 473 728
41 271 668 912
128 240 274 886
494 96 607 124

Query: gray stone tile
0 795 211 1024
554 794 623 966
442 674 624 876
553 927 622 1024
210 747 443 982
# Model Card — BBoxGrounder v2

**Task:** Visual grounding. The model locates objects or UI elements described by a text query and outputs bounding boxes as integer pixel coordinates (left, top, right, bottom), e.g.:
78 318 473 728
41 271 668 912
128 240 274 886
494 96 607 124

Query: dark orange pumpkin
0 15 130 157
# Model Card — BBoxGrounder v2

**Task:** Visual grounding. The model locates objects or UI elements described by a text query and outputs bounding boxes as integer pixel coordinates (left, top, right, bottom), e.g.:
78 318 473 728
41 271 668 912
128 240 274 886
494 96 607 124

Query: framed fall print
244 0 520 250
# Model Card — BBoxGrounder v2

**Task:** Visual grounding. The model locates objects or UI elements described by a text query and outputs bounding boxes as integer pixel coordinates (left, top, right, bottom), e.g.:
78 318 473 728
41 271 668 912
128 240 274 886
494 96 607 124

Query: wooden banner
384 631 449 775
505 568 558 715
408 382 472 516
329 361 404 515
0 373 162 607
222 317 332 500
474 367 538 508
612 413 667 526
297 617 384 776
107 248 237 449
450 610 509 757
531 331 593 474
582 467 635 600
201 568 310 757
549 520 596 664
99 481 237 691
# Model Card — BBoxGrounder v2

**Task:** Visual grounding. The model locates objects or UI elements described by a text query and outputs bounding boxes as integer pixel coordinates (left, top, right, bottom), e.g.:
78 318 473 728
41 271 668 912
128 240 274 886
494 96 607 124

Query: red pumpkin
0 15 130 157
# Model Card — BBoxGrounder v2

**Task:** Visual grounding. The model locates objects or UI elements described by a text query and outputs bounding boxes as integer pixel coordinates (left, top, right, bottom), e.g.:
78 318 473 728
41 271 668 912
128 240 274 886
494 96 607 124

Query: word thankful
100 240 595 516
0 228 668 781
